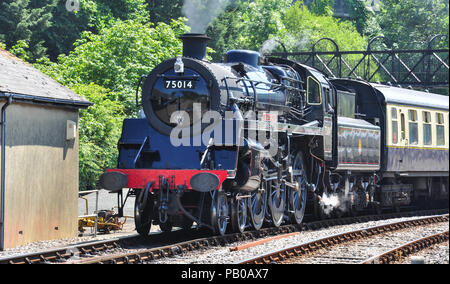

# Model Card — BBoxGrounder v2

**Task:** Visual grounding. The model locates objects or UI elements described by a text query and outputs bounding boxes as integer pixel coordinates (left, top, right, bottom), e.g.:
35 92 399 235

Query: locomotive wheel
268 179 286 227
248 184 267 230
210 191 229 236
289 152 308 225
134 188 153 236
231 194 247 233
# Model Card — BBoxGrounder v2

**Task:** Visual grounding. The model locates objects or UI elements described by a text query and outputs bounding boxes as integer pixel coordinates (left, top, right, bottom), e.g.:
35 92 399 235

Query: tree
207 0 291 60
0 0 151 61
376 0 449 49
36 18 189 114
344 0 373 35
74 84 125 191
280 2 368 52
147 0 184 24
309 0 334 16
0 0 57 60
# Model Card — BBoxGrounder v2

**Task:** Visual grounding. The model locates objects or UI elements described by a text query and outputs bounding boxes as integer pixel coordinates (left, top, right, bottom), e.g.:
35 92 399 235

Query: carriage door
398 110 408 171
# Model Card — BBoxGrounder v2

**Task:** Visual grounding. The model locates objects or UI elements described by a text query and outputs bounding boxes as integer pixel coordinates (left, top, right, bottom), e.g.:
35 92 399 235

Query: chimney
180 33 210 60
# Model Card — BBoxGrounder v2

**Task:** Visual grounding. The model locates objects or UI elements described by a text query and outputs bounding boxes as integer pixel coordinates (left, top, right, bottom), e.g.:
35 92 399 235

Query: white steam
182 0 232 33
320 194 341 215
259 32 311 56
259 38 281 56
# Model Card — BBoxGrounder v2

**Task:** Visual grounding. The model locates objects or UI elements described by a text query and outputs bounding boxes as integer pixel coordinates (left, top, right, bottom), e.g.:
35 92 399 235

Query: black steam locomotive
100 34 449 236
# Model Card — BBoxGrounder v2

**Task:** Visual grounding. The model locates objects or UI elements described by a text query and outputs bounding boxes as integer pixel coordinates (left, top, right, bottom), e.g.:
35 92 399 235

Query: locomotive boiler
99 33 448 237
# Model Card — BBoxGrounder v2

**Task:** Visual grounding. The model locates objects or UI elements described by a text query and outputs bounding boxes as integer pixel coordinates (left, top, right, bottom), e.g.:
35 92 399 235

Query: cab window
307 76 322 105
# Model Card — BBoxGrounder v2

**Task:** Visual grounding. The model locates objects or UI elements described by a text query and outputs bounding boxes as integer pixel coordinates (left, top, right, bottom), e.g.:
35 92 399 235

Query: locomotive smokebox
180 33 210 60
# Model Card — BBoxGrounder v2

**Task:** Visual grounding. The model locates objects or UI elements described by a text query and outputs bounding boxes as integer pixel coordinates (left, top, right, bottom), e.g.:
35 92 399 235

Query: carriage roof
371 83 449 111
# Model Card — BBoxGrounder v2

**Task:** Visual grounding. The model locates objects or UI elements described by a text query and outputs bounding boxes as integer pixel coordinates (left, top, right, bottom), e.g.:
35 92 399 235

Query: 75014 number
164 80 195 89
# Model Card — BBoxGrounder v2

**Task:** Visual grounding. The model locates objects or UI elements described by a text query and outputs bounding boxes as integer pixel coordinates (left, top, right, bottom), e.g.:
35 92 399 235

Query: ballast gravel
149 215 449 264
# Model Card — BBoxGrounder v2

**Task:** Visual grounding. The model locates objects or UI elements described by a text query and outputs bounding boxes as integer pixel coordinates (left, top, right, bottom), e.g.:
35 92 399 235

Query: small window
337 91 355 118
436 113 445 146
408 110 418 145
409 110 417 122
391 108 398 120
391 107 398 144
436 113 444 124
326 88 334 108
400 113 406 140
307 76 322 105
423 111 432 146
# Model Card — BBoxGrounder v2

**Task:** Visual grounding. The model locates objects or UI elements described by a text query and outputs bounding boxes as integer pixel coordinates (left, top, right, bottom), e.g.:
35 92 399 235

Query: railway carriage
99 34 449 237
332 79 449 210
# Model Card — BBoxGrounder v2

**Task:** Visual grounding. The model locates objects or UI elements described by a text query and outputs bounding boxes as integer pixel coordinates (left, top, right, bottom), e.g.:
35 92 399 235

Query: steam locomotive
99 34 449 236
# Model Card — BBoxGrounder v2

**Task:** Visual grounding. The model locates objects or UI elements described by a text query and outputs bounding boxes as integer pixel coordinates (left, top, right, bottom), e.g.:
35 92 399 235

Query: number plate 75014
164 80 195 89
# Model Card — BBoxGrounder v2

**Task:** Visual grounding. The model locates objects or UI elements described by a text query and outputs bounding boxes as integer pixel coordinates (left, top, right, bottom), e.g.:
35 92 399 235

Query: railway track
238 214 449 264
0 209 447 264
362 230 449 264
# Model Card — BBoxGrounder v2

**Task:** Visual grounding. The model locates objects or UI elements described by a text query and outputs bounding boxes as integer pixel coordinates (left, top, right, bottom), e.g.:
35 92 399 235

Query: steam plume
182 0 232 33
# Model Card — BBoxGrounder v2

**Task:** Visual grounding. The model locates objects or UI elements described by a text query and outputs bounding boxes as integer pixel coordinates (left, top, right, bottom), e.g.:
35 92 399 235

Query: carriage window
408 110 418 145
436 113 445 146
391 107 398 144
423 111 432 146
307 76 322 105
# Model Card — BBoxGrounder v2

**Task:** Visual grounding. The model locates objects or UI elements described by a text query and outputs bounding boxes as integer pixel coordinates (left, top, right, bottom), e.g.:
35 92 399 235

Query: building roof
371 83 449 111
0 48 91 108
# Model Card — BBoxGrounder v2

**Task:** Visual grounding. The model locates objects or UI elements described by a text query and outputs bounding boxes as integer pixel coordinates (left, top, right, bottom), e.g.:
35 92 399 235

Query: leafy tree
147 0 184 24
36 18 189 114
73 84 125 191
344 0 373 35
45 0 150 60
207 0 291 60
281 2 367 51
279 2 373 79
0 0 151 61
0 0 57 60
309 0 335 16
376 0 449 49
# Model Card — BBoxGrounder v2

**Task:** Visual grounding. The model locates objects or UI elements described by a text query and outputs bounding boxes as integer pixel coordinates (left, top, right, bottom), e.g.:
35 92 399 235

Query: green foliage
73 84 125 191
376 0 449 49
282 2 368 52
309 0 335 16
10 40 30 61
344 0 373 34
0 0 57 61
147 0 184 24
36 18 188 114
0 0 151 61
207 0 291 60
